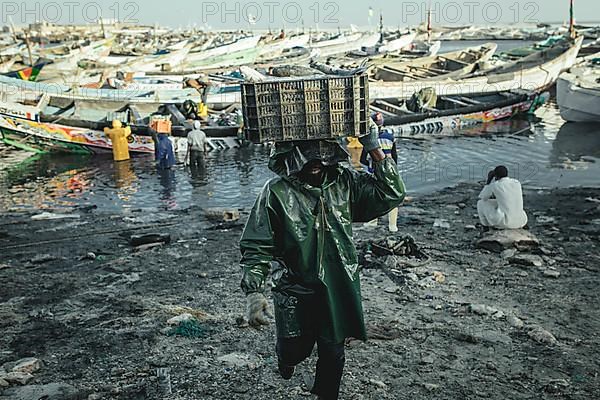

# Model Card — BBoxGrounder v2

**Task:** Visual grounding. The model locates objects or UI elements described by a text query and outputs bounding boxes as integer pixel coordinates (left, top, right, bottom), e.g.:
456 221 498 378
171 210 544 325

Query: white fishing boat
0 73 201 119
184 35 262 68
258 33 310 58
370 36 583 100
311 32 380 57
36 38 114 79
120 43 192 73
557 53 600 122
0 56 16 73
372 43 497 82
378 32 417 53
401 40 441 58
309 32 363 48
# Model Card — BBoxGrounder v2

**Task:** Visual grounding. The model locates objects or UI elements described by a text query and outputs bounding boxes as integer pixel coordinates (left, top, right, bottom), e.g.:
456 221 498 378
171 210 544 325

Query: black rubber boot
278 362 295 380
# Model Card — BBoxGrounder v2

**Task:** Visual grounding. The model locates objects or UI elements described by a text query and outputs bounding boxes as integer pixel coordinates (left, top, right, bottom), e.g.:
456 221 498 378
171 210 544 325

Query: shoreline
1 182 599 399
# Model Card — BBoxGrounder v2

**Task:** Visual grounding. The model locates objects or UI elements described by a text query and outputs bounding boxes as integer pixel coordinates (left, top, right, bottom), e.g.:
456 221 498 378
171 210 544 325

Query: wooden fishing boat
371 89 547 138
346 32 417 58
372 43 497 82
1 59 52 82
370 35 583 100
0 73 202 119
86 40 192 74
255 47 319 67
400 40 441 58
0 56 16 73
309 32 363 48
0 100 155 154
557 54 600 122
0 100 241 155
496 35 565 61
35 38 114 79
258 33 310 58
184 35 262 69
311 32 380 58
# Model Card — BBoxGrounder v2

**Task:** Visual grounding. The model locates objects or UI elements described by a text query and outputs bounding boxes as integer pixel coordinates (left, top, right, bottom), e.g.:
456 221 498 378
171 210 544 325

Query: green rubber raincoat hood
240 142 406 342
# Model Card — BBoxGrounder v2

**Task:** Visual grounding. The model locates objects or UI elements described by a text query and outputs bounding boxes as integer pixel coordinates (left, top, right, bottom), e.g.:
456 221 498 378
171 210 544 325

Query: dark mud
0 184 599 399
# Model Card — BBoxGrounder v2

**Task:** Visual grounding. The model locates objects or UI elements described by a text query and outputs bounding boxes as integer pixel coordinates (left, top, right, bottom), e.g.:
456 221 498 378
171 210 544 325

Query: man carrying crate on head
239 121 406 399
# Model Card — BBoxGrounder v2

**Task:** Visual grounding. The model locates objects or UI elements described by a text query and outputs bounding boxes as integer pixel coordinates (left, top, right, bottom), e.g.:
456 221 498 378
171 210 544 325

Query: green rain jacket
240 147 406 343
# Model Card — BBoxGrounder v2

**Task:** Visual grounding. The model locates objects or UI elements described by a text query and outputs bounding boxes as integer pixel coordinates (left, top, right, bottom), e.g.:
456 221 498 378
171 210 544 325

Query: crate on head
149 115 172 134
241 74 369 143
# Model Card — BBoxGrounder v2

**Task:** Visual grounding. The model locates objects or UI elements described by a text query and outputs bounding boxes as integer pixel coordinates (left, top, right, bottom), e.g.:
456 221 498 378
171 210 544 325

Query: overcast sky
1 0 598 30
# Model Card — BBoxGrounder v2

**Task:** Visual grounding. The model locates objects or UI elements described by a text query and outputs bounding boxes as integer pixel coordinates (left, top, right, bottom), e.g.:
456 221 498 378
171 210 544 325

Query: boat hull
371 36 583 99
557 74 600 122
0 107 155 154
382 92 542 138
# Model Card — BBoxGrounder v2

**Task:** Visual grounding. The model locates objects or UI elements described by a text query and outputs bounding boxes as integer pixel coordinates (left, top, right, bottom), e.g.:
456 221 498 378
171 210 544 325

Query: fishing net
167 318 206 338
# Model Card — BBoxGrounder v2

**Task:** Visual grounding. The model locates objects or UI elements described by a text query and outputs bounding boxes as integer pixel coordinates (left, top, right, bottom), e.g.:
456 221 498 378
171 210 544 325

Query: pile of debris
361 235 430 269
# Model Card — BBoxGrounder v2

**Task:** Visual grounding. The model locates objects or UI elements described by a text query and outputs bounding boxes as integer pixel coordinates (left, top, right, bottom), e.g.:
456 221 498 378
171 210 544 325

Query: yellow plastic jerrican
104 120 131 161
346 136 363 149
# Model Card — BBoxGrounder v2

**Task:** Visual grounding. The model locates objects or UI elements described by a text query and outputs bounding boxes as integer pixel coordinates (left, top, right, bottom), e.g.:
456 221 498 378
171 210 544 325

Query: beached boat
372 43 497 82
309 32 362 48
496 35 565 61
119 43 192 73
184 35 262 69
256 47 320 67
35 38 114 79
400 40 441 58
84 40 192 74
346 32 416 58
579 38 600 57
1 59 51 81
557 54 600 122
378 32 417 53
258 33 310 58
0 56 16 73
372 89 547 138
311 32 380 58
0 73 202 119
370 35 583 100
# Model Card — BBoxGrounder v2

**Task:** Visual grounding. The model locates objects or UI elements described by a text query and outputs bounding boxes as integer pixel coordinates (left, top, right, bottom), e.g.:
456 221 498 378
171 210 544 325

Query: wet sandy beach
1 183 598 399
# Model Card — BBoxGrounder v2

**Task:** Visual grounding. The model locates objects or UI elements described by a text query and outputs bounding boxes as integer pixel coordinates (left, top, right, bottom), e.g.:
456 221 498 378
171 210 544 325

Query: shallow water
2 36 600 212
1 100 599 213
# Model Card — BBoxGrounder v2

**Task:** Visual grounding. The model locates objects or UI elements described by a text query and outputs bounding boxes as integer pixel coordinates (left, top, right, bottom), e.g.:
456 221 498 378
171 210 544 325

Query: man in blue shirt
155 133 176 169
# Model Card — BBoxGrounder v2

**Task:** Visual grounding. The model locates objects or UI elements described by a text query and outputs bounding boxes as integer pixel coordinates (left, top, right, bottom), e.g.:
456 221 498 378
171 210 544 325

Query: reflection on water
1 103 600 212
158 168 177 210
552 122 600 168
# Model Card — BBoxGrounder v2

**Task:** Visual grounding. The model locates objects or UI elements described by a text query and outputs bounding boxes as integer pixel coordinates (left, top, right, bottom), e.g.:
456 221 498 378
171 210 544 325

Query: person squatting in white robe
477 165 528 230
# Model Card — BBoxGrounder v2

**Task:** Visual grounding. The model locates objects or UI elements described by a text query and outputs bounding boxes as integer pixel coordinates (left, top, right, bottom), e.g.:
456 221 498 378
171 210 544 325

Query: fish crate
149 116 172 133
241 74 369 143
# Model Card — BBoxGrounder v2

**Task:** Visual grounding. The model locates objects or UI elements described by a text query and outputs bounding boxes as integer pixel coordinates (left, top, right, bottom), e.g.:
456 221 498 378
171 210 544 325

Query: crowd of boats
0 16 599 156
